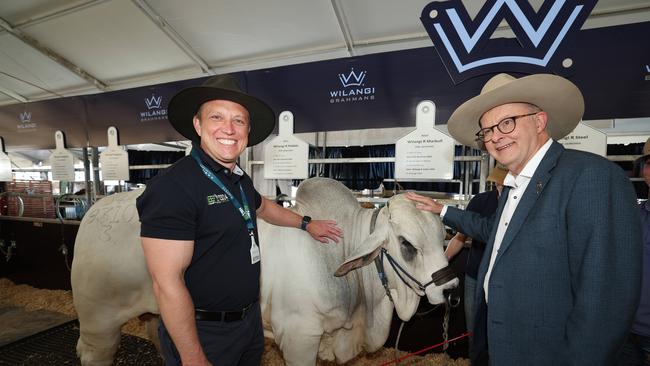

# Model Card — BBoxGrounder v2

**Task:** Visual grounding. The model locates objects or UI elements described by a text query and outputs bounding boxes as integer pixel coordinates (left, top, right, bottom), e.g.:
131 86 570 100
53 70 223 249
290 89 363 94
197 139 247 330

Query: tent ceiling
1 0 649 106
0 0 649 168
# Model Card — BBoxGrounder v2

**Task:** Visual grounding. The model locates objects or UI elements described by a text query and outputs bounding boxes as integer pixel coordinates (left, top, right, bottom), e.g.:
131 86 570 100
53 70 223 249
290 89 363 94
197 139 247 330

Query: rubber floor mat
0 320 162 365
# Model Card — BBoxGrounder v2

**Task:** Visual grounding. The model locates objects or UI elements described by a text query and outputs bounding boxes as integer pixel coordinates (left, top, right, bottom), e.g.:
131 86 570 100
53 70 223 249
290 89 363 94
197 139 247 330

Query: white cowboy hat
447 73 584 149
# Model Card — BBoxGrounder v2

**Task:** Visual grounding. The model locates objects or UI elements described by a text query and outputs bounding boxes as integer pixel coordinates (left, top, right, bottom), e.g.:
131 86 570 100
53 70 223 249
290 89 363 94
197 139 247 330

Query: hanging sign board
99 127 130 180
395 101 454 180
264 111 309 179
50 130 75 181
0 138 12 182
559 122 607 157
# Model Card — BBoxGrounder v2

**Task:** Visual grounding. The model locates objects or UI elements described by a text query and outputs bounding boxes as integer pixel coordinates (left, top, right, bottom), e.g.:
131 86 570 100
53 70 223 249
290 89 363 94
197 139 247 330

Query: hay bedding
262 345 470 366
0 278 146 338
0 279 468 365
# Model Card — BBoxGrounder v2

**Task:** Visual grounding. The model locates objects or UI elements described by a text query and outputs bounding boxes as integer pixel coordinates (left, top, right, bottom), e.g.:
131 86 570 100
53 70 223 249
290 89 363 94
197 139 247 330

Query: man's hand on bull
306 220 343 244
405 192 443 215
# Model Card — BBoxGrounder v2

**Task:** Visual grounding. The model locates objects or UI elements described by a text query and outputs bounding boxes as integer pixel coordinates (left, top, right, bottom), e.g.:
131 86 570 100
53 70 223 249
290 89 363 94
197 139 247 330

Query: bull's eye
398 236 417 261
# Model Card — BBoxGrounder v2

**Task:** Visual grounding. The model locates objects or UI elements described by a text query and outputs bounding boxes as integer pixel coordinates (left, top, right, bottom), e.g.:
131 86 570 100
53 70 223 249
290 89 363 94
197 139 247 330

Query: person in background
137 74 343 366
444 164 507 346
406 73 642 365
618 137 650 366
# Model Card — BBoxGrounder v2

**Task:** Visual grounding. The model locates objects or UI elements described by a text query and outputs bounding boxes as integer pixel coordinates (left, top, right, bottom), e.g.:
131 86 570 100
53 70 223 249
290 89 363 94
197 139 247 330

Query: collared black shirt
137 143 262 311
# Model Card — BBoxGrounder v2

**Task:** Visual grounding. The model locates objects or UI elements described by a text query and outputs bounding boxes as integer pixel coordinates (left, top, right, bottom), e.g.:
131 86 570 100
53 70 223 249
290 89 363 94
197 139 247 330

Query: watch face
301 216 311 230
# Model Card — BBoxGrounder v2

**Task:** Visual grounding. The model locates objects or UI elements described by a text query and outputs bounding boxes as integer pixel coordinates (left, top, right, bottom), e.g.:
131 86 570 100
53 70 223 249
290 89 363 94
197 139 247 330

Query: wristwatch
300 216 312 231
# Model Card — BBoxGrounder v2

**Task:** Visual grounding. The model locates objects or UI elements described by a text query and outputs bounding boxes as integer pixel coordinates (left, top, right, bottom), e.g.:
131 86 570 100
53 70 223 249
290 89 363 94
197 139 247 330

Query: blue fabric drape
302 144 482 194
128 150 185 184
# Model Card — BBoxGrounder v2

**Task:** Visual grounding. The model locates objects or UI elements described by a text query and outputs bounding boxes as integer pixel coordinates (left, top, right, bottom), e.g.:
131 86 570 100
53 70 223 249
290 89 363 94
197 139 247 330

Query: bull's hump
294 178 359 215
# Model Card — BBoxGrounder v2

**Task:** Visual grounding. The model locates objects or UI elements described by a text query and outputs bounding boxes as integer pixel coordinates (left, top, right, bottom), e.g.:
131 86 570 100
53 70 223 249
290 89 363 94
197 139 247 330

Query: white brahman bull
71 177 457 366
260 177 457 365
71 189 158 366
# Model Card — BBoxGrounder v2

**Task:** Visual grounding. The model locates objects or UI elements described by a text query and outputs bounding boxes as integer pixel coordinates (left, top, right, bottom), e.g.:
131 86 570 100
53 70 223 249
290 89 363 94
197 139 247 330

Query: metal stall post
462 146 472 196
82 147 93 204
314 132 320 177
479 152 489 193
243 146 253 178
321 132 327 177
91 147 102 200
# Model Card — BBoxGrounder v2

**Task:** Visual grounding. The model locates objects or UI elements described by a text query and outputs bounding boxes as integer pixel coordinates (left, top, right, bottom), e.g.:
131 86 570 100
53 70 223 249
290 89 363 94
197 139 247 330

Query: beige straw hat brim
447 73 584 149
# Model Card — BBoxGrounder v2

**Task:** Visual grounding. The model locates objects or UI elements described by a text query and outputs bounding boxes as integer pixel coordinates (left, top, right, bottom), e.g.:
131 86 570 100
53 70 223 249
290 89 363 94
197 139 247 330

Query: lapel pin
535 181 543 194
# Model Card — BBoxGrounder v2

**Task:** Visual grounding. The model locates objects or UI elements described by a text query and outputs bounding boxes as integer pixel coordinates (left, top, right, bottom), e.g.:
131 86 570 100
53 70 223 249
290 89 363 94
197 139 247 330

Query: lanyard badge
249 233 260 264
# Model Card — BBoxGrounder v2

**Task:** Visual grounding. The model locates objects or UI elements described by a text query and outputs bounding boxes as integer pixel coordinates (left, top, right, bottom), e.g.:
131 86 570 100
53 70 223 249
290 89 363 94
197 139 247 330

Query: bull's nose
424 277 459 305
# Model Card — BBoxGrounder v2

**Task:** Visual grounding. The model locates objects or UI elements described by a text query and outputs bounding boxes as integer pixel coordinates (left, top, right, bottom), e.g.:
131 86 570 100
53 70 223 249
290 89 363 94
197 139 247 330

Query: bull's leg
75 303 146 366
76 317 122 366
331 316 365 363
273 317 322 366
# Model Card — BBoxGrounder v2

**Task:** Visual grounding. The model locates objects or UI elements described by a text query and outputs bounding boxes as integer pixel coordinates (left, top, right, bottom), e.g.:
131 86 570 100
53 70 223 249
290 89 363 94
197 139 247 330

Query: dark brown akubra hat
167 74 276 146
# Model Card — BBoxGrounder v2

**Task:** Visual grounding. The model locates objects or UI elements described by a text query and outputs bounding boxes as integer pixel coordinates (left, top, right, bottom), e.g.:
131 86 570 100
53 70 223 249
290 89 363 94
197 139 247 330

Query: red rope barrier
378 332 471 366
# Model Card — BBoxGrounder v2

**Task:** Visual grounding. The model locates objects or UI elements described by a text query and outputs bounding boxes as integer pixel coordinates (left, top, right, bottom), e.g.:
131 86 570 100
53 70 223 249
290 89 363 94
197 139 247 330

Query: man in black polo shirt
137 74 343 366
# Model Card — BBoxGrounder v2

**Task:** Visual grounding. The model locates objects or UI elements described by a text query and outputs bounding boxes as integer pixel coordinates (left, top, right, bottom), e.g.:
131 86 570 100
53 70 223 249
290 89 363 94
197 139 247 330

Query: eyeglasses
475 112 538 142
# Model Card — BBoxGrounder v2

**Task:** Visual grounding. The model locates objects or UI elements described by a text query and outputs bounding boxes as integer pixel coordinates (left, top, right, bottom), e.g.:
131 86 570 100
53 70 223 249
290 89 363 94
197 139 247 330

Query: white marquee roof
1 0 648 106
0 0 648 168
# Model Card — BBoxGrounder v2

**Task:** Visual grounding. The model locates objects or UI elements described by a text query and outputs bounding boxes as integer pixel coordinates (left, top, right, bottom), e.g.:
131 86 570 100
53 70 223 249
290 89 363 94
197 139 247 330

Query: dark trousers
470 300 489 366
159 303 264 366
618 332 650 366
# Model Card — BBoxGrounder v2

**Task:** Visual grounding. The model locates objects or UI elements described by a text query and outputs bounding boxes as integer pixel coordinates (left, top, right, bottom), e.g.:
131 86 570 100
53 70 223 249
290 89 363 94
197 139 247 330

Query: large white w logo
450 0 568 52
420 0 597 82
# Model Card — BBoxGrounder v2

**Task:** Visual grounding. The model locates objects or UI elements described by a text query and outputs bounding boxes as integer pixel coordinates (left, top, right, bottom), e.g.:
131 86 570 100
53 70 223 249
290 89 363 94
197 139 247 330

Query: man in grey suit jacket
407 73 642 365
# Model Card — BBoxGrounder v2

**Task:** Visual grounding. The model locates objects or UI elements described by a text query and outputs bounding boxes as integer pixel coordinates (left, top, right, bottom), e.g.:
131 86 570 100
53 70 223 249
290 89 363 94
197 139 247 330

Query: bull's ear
334 246 383 277
334 215 388 276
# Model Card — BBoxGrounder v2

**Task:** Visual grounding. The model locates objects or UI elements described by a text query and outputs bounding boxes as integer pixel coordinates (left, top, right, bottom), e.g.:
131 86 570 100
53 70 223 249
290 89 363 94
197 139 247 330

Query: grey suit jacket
444 141 642 366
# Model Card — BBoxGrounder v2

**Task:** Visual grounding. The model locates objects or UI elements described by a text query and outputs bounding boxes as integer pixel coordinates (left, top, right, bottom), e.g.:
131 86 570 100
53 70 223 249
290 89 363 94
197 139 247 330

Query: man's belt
195 300 257 322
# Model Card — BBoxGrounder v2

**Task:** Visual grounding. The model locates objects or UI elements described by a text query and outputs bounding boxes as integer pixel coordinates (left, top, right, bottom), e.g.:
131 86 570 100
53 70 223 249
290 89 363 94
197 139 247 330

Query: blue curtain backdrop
301 144 481 193
128 150 185 184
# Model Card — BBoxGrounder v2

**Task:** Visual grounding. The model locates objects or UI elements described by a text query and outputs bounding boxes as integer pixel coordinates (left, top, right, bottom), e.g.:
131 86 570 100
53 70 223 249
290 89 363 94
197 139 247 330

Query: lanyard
191 149 255 233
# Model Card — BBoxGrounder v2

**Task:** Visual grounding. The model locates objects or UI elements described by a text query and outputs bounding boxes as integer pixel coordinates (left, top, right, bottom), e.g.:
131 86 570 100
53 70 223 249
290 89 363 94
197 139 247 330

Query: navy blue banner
0 21 648 150
250 20 650 133
84 77 209 147
0 97 87 150
246 50 473 134
568 22 650 120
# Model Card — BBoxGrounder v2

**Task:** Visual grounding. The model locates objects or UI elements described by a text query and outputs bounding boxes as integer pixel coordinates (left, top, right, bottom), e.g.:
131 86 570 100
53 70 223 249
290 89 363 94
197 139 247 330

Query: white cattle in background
260 177 457 365
71 177 457 366
71 189 158 366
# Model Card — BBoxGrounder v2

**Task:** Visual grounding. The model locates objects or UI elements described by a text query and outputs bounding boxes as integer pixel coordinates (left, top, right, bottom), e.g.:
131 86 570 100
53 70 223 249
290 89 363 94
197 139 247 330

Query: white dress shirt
482 138 553 302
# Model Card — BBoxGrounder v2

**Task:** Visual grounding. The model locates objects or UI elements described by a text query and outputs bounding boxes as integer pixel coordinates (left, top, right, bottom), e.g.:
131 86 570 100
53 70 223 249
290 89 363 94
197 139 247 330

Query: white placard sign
0 138 12 182
559 122 607 157
99 127 130 180
395 101 454 180
50 131 75 181
263 111 309 179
